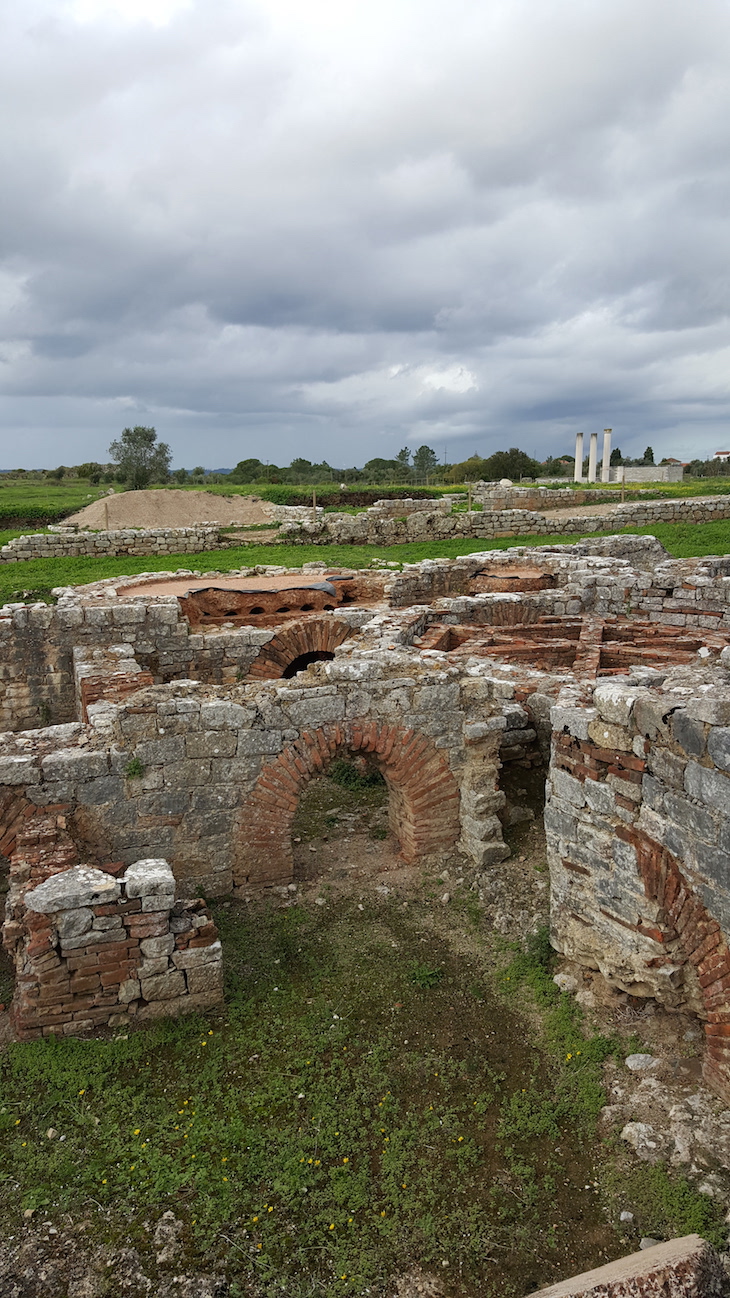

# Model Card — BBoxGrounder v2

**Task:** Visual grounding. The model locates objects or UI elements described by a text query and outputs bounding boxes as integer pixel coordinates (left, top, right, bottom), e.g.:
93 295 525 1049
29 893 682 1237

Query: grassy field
1 521 729 605
0 879 721 1297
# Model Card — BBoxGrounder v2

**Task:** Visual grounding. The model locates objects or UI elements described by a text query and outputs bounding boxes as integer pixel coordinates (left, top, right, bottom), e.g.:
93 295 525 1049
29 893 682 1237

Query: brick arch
246 617 353 681
235 721 461 890
625 825 730 1101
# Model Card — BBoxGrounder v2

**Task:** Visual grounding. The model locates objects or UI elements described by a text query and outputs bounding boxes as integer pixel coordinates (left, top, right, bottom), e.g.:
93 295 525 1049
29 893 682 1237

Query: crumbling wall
3 843 222 1040
0 526 228 562
547 674 730 1101
279 495 730 546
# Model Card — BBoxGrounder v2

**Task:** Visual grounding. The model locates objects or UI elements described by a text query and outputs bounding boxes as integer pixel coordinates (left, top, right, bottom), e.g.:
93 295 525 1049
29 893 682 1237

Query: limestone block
593 681 641 726
141 894 174 912
459 813 502 842
672 711 707 759
139 970 186 1001
582 779 615 817
123 858 175 898
684 761 730 815
550 768 586 808
118 979 140 1004
172 940 222 969
140 934 175 958
0 756 40 785
56 908 93 940
139 957 170 977
200 700 253 728
41 749 110 782
236 730 283 756
93 915 123 931
707 726 730 772
587 720 633 752
163 759 212 787
25 866 120 913
550 704 597 741
185 963 224 996
185 731 238 759
135 736 186 765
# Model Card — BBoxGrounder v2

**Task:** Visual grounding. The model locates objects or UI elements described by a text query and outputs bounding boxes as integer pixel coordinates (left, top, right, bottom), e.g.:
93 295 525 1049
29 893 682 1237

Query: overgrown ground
3 520 730 605
0 774 725 1297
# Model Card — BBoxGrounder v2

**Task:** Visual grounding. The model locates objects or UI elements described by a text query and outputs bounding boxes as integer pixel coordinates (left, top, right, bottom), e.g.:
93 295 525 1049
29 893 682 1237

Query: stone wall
279 495 730 546
0 646 510 896
2 806 222 1039
546 671 730 1101
530 1234 726 1298
0 526 228 562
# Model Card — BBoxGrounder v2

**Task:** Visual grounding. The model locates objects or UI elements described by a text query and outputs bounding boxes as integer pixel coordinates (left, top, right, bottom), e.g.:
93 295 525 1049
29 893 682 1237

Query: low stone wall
0 526 227 562
3 828 222 1039
280 495 730 546
546 672 730 1101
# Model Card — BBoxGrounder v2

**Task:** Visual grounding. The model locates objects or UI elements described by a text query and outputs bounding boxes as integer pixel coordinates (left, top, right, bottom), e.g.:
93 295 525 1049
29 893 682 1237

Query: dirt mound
65 489 275 530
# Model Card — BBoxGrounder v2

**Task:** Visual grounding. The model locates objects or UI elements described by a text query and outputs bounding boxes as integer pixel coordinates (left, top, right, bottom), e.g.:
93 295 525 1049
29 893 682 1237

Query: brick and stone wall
546 671 730 1102
1 804 222 1039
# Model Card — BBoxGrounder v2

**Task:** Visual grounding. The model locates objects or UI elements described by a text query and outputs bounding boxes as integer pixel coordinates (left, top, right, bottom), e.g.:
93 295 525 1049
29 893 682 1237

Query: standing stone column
574 432 584 482
602 428 612 483
588 432 598 483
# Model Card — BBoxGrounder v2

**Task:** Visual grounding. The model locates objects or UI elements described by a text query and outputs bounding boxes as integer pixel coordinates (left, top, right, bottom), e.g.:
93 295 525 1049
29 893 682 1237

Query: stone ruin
4 535 730 1110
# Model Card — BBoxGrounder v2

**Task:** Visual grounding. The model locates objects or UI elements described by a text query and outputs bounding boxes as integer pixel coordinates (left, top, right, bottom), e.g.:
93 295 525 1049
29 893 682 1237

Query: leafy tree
479 447 542 481
173 468 189 483
108 426 172 490
642 446 655 464
49 466 66 481
610 447 623 466
413 445 439 476
77 461 104 483
396 447 411 465
228 458 264 483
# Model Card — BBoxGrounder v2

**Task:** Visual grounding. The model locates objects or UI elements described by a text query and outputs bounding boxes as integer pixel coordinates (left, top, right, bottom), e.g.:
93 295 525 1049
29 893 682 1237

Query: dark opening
276 606 291 613
282 649 336 678
249 606 265 615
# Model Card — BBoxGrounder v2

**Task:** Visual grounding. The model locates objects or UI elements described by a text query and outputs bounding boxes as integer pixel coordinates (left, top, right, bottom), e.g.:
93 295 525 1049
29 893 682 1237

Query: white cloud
1 0 730 466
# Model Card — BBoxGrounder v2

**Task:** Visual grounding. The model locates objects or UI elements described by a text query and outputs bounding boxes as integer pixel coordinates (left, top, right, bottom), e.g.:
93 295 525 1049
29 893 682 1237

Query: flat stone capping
529 1235 726 1297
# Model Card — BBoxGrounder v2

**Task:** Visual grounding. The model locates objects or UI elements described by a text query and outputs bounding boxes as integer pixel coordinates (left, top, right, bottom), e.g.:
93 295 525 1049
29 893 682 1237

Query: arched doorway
282 650 336 679
246 617 352 681
235 721 461 891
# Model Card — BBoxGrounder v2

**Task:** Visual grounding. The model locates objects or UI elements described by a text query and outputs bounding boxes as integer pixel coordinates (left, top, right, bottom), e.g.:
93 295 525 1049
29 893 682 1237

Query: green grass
2 519 730 605
0 896 626 1297
0 479 106 526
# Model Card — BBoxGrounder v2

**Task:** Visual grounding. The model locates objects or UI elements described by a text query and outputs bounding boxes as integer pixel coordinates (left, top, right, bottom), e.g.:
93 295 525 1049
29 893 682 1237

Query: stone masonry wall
0 648 511 895
279 495 730 546
1 805 222 1039
0 526 228 562
546 673 730 1102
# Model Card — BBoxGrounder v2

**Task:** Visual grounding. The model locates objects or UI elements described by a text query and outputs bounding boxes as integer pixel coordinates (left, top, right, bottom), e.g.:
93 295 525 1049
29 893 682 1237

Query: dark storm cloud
1 0 730 468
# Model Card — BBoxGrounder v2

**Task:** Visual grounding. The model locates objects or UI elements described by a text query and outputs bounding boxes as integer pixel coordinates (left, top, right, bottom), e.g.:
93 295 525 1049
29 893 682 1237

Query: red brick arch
246 617 353 681
235 721 461 890
622 825 730 1101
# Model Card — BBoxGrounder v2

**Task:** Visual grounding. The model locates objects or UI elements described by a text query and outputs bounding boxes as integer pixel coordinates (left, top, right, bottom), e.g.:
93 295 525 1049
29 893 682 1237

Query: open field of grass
1 521 729 604
1 882 722 1297
0 480 108 526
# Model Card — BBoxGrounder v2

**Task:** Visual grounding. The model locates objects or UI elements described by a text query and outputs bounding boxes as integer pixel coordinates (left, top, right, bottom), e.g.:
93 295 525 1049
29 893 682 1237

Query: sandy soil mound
65 489 276 530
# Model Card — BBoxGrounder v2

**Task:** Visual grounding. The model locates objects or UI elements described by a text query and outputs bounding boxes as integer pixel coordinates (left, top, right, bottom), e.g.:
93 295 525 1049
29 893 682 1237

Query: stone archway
246 617 353 681
235 721 461 890
623 825 730 1102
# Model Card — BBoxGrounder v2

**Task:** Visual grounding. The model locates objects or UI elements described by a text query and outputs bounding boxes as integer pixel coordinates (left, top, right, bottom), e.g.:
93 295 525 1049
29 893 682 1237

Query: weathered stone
140 934 175 958
123 859 176 898
139 970 186 1001
671 710 707 758
587 720 633 751
25 867 120 913
172 941 222 969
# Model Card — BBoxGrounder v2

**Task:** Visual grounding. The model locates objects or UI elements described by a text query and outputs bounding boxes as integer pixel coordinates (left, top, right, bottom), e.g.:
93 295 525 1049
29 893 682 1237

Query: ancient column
602 429 612 483
574 432 584 482
587 432 598 483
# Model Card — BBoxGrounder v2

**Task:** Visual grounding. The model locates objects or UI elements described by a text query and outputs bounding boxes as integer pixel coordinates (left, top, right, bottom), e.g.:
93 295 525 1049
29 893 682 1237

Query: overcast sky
2 0 730 469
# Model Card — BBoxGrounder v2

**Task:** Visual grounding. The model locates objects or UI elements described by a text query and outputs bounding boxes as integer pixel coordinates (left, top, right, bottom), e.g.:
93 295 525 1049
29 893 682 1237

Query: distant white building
714 451 730 461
